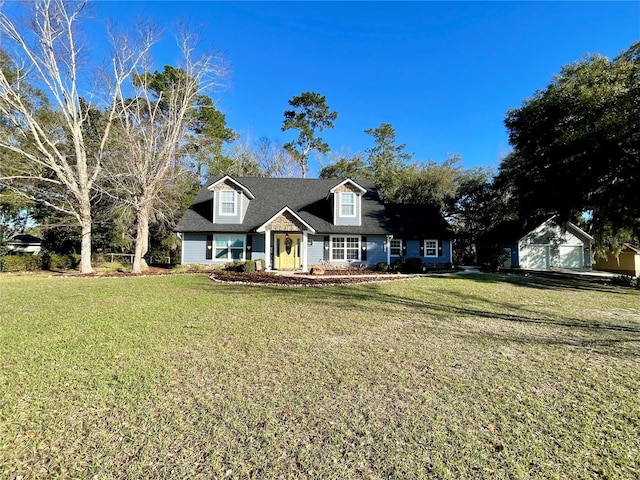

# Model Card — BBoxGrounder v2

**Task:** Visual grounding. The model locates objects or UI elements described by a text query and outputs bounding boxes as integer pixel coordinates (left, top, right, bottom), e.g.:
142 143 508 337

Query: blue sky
9 1 640 176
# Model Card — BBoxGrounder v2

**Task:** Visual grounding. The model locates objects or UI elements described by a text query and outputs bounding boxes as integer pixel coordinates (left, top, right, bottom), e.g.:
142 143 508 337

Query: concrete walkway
515 268 617 280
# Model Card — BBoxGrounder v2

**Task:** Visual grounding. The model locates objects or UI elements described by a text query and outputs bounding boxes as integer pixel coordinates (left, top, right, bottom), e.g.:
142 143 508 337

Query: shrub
222 260 260 274
42 253 82 271
69 254 81 269
242 260 256 274
224 261 244 272
479 245 511 272
2 254 43 272
404 257 422 273
611 275 640 289
375 261 389 272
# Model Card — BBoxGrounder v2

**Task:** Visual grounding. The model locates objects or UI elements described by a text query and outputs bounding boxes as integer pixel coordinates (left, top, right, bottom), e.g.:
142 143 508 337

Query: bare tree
105 27 227 273
253 136 298 178
0 0 153 273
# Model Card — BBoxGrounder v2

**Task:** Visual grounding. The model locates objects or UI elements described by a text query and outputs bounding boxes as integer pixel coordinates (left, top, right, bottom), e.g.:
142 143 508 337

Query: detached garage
479 217 593 271
517 218 592 270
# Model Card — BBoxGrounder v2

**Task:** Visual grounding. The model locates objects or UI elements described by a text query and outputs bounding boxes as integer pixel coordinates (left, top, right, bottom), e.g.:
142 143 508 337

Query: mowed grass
0 273 639 479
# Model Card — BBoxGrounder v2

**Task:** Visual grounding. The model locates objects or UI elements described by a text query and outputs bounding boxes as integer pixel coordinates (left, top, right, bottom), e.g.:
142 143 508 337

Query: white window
424 239 438 257
331 236 360 261
340 192 356 217
219 190 237 216
214 235 245 260
390 239 403 256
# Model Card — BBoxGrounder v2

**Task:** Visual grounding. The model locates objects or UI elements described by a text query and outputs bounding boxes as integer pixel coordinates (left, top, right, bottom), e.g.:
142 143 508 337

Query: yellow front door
275 234 301 269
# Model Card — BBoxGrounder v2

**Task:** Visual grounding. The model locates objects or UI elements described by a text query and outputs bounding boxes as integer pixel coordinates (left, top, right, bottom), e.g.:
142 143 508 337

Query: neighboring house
6 234 42 255
176 176 453 271
593 243 640 277
479 217 593 270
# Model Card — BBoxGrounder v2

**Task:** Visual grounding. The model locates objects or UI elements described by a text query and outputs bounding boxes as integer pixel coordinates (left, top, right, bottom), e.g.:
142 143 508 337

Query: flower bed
210 270 403 286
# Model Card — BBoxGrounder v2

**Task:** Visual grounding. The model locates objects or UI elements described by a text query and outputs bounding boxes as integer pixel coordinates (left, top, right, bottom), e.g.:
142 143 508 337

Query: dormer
208 176 255 224
329 179 367 226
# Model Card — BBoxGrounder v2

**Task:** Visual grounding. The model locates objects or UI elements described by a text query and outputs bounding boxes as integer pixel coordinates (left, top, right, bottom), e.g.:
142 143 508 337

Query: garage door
524 245 549 269
558 246 583 268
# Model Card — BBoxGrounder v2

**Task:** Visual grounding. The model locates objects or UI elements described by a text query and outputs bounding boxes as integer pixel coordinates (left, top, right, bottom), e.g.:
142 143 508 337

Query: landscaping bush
2 254 43 272
404 257 422 273
43 253 81 271
242 260 256 274
224 260 261 274
479 245 511 272
224 261 243 272
375 261 389 272
611 274 640 289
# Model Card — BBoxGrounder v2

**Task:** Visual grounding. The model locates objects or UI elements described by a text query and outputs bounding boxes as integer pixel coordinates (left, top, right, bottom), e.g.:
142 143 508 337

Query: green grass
1 273 638 479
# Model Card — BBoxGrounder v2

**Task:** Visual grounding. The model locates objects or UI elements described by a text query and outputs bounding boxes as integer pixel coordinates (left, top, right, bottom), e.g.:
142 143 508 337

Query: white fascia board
329 178 367 194
207 175 255 200
256 206 316 234
566 221 594 242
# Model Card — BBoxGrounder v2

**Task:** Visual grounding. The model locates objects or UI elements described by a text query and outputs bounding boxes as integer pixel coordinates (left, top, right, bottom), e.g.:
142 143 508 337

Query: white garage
517 218 592 270
557 245 584 268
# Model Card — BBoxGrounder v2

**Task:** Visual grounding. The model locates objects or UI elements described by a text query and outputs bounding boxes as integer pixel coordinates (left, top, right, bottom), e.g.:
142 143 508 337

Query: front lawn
0 273 638 478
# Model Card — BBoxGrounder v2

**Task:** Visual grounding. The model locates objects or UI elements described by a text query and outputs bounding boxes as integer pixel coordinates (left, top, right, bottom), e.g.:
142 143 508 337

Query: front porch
257 206 316 272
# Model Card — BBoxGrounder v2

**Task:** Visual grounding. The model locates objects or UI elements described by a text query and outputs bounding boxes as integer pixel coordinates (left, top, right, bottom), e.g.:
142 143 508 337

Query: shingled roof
176 177 394 235
384 203 454 239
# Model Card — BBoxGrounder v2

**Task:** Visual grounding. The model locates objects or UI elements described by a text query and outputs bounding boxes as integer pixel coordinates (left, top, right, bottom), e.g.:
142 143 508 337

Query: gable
521 218 592 246
257 207 316 233
176 177 393 235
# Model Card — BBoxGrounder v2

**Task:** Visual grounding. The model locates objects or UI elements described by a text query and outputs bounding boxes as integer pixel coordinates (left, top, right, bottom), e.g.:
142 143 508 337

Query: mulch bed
45 267 413 286
209 271 406 286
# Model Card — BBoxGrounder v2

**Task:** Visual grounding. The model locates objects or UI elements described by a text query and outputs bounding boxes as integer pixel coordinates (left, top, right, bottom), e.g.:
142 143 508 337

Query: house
6 234 42 255
479 217 593 270
175 176 453 271
593 243 640 277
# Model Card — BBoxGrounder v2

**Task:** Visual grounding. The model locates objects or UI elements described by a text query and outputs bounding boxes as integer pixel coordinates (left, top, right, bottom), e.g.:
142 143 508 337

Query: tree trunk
78 199 94 274
132 203 150 274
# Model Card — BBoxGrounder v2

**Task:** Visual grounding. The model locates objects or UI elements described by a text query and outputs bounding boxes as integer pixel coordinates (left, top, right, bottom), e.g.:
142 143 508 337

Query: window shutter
324 236 330 261
402 240 407 256
361 236 367 261
206 235 213 260
246 235 252 260
419 240 424 256
438 241 443 257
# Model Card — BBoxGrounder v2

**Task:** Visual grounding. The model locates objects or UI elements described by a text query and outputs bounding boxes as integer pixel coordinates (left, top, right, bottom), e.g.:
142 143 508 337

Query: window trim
219 190 238 216
330 235 361 262
339 192 356 218
424 239 439 257
390 239 403 256
208 234 246 261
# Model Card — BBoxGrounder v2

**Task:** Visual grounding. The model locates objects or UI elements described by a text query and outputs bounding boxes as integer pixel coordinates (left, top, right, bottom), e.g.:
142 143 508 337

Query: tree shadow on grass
254 276 640 336
458 271 628 295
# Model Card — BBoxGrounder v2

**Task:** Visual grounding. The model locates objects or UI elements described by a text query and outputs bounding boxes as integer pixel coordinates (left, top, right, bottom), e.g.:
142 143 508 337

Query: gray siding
213 189 243 224
182 234 210 264
391 239 453 264
307 235 327 265
333 192 362 227
250 234 266 262
365 236 387 265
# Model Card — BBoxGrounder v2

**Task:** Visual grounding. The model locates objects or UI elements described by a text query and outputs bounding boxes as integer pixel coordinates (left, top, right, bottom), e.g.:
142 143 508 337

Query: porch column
301 230 308 272
265 230 272 270
386 235 393 265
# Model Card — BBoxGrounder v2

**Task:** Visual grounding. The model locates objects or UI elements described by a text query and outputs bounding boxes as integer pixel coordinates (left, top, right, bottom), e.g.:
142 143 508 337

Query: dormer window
219 190 237 216
340 192 356 217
